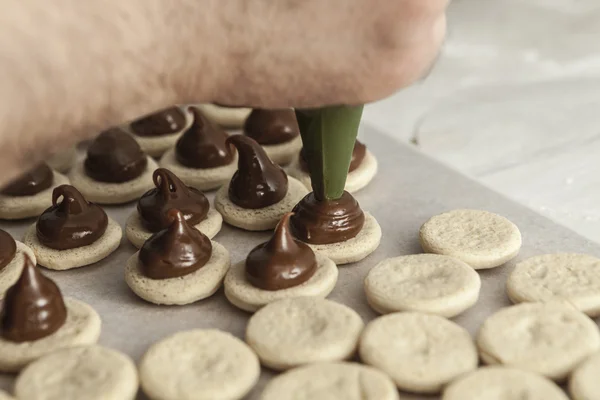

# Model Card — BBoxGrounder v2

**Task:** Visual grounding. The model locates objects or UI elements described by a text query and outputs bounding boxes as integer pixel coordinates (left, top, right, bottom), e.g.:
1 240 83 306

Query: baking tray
1 124 599 399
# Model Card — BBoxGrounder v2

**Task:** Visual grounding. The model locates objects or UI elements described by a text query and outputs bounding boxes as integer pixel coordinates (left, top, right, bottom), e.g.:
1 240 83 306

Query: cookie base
0 241 36 296
47 147 76 173
262 136 303 166
196 104 252 128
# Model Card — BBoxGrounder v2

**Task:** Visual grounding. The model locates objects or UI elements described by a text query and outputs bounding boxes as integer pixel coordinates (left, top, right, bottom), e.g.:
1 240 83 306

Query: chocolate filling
300 140 366 174
175 107 234 168
1 163 54 197
0 229 16 271
36 185 108 250
227 135 288 209
139 209 212 280
244 109 300 145
0 256 67 342
246 213 317 291
138 168 209 232
130 106 187 137
84 127 148 183
290 191 365 245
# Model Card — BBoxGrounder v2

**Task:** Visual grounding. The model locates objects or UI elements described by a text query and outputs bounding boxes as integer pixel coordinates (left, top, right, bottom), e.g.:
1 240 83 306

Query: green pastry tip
295 105 363 201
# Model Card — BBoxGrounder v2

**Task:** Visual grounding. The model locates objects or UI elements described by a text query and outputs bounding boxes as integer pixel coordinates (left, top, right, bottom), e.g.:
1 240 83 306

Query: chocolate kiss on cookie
130 106 188 137
0 256 101 372
0 230 17 271
1 163 54 197
0 229 36 295
22 185 122 270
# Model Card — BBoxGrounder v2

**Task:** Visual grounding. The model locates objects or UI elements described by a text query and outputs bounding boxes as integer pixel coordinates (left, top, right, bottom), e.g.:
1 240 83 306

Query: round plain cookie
15 345 138 400
442 366 569 400
261 362 399 400
359 312 478 394
420 209 522 269
125 241 230 305
68 156 158 204
125 207 223 248
0 241 36 296
0 298 101 372
477 302 600 381
196 104 252 128
224 252 338 312
214 177 308 231
364 254 481 317
507 253 600 317
23 218 122 270
140 329 260 400
287 149 378 193
47 146 77 173
261 135 303 166
0 171 69 220
246 297 364 370
0 391 13 400
304 212 381 265
570 352 600 400
159 148 238 191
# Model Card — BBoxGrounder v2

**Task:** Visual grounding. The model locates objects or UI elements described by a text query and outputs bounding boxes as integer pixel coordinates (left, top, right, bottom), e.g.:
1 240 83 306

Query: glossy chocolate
300 140 366 174
1 163 53 197
0 229 16 271
246 213 317 291
0 256 67 342
138 168 209 232
130 106 187 137
36 185 108 250
290 191 365 245
227 135 288 209
244 109 300 145
84 128 148 183
175 107 234 168
139 209 212 280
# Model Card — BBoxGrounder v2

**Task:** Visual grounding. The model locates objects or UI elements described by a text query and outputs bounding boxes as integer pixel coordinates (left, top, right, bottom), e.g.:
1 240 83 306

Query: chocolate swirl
290 191 364 244
300 140 366 174
0 229 16 270
36 185 108 250
1 163 54 197
139 209 212 279
0 256 67 342
175 107 234 168
244 109 300 145
84 128 148 183
138 168 209 232
130 106 187 137
246 213 317 290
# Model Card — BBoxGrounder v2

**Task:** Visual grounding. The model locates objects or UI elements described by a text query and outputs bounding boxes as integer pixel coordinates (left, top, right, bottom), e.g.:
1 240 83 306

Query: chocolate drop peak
1 163 54 197
244 109 300 145
0 229 16 271
130 106 187 137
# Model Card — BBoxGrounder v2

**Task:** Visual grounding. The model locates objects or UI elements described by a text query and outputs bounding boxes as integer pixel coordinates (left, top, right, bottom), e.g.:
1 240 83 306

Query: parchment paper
1 125 598 399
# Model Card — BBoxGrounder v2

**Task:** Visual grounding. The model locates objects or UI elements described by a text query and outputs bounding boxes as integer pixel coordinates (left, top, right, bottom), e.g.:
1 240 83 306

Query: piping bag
295 105 363 200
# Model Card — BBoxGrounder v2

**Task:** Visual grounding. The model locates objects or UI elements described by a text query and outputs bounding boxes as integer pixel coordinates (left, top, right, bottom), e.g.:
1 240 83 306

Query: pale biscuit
214 177 308 231
0 391 13 400
507 253 600 316
125 241 230 305
245 297 364 370
477 302 600 381
196 104 252 128
262 135 303 166
47 146 77 173
224 252 338 313
69 157 158 204
420 209 522 269
0 171 69 220
443 366 569 400
0 241 36 296
570 352 600 400
261 362 399 400
23 218 122 270
287 149 378 193
0 298 101 372
15 345 138 400
125 208 223 249
364 254 481 317
359 312 478 394
304 212 381 265
159 148 238 191
140 329 259 400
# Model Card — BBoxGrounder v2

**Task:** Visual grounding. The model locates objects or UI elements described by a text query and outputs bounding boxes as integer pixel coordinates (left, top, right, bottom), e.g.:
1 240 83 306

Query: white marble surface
363 0 600 243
